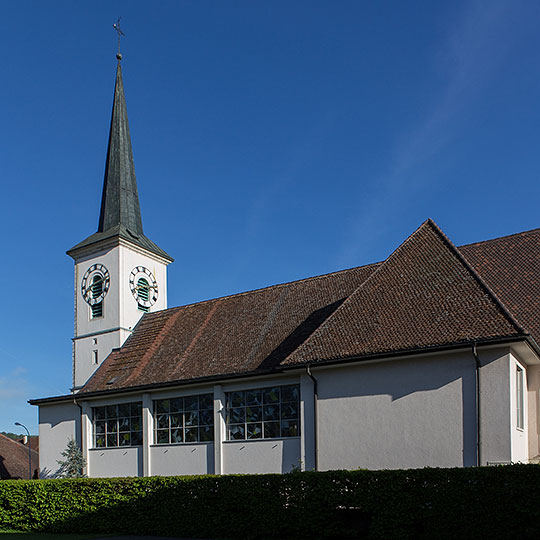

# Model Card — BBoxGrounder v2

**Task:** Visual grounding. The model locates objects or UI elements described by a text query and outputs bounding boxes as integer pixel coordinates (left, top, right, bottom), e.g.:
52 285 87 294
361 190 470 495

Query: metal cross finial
113 17 125 60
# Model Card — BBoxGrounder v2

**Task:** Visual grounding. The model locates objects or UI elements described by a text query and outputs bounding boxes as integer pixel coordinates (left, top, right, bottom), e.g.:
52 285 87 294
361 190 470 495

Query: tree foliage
56 439 86 478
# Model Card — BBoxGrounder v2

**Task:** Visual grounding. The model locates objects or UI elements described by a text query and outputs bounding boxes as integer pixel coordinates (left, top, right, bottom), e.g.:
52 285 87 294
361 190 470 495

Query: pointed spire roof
68 59 173 262
98 62 143 235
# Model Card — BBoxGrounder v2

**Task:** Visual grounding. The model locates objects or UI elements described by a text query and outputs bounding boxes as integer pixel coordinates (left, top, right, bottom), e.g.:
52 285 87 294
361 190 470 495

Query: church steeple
98 60 143 236
67 58 172 262
68 48 173 389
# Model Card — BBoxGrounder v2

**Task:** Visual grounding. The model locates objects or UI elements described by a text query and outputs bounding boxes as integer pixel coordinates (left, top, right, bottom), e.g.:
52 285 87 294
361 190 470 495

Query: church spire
97 60 143 235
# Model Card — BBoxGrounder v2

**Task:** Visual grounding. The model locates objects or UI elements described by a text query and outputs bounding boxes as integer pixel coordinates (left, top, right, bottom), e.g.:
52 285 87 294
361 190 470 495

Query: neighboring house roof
0 433 39 480
72 219 535 397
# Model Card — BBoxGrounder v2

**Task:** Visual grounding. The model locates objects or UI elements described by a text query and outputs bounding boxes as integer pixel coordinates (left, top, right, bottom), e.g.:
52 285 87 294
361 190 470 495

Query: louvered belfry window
137 278 150 312
91 275 103 318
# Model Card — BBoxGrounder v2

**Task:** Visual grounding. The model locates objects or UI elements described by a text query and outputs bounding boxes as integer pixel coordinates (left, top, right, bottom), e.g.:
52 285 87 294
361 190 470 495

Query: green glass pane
281 402 298 420
131 431 143 445
185 411 199 426
263 387 280 404
263 405 280 421
106 405 117 418
106 434 117 447
229 391 244 408
264 422 280 439
156 430 169 444
245 390 262 406
228 424 245 440
281 420 299 438
130 402 142 416
246 406 262 422
171 428 183 443
228 407 245 424
170 414 182 428
185 427 198 443
156 399 170 414
184 396 198 411
170 398 183 412
281 385 299 402
119 432 131 446
118 404 130 417
199 409 213 426
95 436 106 448
131 418 141 431
156 414 169 430
247 423 262 439
199 394 213 410
199 425 213 441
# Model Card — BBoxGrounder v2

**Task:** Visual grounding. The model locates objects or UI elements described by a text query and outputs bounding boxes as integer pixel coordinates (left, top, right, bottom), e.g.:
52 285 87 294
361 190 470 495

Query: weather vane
113 17 125 60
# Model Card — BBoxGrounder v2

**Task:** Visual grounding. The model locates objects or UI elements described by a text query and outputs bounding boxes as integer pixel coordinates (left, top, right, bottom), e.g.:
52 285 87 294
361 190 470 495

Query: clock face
81 263 110 305
129 266 158 307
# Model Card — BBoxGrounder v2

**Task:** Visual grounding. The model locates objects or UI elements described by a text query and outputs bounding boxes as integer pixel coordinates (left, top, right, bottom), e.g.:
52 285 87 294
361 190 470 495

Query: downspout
472 344 481 466
306 365 319 471
73 396 83 448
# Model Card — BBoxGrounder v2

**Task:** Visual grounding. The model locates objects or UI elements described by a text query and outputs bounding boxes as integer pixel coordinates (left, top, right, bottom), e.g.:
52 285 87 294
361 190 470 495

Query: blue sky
2 0 540 434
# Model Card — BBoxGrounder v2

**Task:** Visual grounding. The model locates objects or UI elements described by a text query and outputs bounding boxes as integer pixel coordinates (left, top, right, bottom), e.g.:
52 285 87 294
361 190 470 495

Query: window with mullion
93 402 143 448
225 384 300 441
153 393 214 444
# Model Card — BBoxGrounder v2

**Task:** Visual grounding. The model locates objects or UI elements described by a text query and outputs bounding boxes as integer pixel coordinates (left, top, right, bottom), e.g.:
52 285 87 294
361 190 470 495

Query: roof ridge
458 226 540 249
428 219 527 336
285 218 526 363
160 262 382 312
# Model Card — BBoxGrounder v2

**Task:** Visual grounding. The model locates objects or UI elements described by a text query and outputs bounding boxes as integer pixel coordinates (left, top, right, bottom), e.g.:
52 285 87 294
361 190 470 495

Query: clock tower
67 55 173 390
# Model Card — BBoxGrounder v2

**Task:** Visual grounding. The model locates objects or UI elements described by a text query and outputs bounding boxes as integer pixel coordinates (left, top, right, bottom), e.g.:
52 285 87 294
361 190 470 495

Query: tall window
517 366 524 430
154 393 214 444
137 278 149 312
91 275 103 318
226 384 300 441
93 402 142 448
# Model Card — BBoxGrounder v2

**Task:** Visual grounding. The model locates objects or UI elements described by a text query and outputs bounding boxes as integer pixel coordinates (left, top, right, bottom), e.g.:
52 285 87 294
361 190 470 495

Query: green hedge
1 466 539 539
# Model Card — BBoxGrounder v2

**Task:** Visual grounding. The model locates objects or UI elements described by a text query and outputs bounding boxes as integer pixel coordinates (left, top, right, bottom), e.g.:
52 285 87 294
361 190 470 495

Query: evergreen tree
56 438 86 478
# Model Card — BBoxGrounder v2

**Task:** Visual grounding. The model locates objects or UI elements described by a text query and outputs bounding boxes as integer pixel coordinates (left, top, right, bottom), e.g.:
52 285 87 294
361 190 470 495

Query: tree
56 438 86 478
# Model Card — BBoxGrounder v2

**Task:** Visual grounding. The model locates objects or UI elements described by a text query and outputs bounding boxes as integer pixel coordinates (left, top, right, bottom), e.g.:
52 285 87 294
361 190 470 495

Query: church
31 54 540 478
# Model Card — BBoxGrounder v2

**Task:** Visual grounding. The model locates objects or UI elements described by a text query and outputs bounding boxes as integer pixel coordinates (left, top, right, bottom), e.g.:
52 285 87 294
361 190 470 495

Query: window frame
153 393 214 445
225 383 300 442
516 365 524 430
92 401 143 449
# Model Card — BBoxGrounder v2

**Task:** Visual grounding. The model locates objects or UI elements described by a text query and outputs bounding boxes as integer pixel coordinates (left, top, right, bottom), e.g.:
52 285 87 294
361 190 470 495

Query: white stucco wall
315 352 478 470
72 241 170 388
150 443 214 476
527 365 540 459
38 402 80 478
510 354 528 463
222 438 301 474
89 447 142 477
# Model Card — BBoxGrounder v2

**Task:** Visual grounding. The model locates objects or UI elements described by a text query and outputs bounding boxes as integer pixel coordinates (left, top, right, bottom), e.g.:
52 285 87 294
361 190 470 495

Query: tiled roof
460 227 540 344
0 433 39 480
284 220 523 365
80 264 377 393
77 219 534 395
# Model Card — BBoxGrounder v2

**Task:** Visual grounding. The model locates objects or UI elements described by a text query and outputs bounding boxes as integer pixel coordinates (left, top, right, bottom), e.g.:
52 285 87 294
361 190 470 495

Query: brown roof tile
78 219 531 395
460 227 540 342
80 264 377 393
285 220 524 365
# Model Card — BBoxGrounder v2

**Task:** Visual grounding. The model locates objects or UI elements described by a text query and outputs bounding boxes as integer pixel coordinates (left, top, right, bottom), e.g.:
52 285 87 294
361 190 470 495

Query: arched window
137 278 150 313
91 274 103 318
